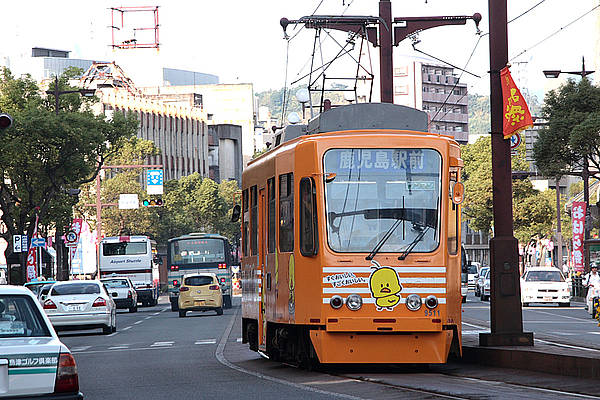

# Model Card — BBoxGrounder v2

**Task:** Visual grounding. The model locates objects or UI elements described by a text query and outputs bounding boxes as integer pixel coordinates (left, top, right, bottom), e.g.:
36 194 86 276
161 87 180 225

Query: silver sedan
42 280 116 335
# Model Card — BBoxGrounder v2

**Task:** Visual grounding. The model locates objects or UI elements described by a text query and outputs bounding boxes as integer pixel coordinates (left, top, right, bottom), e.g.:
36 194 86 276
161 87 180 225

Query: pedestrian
562 262 569 277
584 262 600 307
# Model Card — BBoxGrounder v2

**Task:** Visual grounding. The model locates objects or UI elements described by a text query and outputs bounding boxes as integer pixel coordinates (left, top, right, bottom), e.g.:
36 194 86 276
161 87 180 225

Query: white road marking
195 339 217 345
108 345 129 350
70 346 91 352
144 316 152 320
134 320 142 325
152 312 160 315
151 341 174 347
122 326 132 331
108 332 119 337
236 338 242 342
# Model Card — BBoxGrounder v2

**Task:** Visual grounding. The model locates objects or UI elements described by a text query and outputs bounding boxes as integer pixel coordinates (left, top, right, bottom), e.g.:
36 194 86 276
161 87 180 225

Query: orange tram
239 103 465 365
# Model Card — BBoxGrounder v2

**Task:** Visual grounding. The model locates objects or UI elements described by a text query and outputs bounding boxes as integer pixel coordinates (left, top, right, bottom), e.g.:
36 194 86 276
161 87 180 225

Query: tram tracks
217 309 600 399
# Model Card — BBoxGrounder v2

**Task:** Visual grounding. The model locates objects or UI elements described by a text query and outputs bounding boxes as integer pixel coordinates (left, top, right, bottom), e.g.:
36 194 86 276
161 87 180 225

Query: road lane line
152 312 160 315
122 326 132 331
108 332 119 337
195 339 217 345
151 341 174 347
134 321 142 325
215 308 363 400
70 346 91 352
529 309 595 322
108 346 129 350
144 316 152 320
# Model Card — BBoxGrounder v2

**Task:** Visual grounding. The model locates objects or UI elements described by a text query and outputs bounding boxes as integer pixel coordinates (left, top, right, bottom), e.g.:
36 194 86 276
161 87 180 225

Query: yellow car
178 273 223 317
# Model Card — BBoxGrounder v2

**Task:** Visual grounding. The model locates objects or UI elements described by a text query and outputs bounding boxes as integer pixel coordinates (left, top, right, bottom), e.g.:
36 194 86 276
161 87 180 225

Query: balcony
422 92 468 105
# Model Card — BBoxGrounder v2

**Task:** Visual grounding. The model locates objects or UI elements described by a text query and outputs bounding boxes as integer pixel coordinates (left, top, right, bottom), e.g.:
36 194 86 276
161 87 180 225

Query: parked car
475 267 490 297
101 276 138 313
521 267 570 307
0 285 83 398
42 280 117 334
178 273 223 317
24 280 56 297
467 264 479 290
480 268 491 301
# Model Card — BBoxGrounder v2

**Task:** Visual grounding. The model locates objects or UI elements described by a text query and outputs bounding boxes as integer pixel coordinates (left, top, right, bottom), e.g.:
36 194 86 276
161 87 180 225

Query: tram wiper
365 218 403 261
398 225 430 260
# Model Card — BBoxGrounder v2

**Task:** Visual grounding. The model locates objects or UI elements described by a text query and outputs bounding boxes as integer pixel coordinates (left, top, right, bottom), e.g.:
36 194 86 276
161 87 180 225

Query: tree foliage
533 78 600 178
0 68 137 246
461 136 554 244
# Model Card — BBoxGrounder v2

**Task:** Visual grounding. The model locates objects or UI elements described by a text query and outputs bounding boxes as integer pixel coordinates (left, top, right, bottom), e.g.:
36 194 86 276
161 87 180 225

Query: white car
101 276 138 313
475 267 490 297
480 268 491 301
43 280 117 334
466 264 479 290
521 267 570 307
0 285 83 398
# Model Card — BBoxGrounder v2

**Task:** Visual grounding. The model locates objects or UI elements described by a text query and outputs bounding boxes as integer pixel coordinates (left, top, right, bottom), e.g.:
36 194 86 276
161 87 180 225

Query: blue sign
21 235 28 250
147 169 163 186
31 238 46 248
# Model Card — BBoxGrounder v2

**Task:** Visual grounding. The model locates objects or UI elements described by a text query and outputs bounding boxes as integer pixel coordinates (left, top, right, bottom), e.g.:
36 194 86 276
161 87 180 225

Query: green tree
0 68 137 277
461 136 554 245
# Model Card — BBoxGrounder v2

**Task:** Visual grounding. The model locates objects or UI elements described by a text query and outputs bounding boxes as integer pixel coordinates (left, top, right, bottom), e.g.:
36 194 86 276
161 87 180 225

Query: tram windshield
324 148 441 253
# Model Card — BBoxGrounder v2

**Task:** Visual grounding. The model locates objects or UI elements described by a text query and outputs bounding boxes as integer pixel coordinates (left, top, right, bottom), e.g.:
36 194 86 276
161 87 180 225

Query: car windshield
51 283 100 295
479 268 489 277
184 276 214 286
0 295 51 338
525 270 564 282
102 279 129 288
324 148 441 253
467 265 478 274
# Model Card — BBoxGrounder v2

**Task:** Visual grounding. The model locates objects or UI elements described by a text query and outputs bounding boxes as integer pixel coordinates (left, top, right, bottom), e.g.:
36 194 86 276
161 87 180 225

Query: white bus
99 236 160 307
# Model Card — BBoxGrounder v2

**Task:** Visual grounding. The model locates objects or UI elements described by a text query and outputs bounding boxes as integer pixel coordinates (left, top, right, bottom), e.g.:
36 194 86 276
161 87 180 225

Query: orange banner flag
501 66 533 139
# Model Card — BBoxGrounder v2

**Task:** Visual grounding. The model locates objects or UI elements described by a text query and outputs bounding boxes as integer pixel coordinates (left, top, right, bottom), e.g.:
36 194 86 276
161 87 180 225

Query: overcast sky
1 1 598 97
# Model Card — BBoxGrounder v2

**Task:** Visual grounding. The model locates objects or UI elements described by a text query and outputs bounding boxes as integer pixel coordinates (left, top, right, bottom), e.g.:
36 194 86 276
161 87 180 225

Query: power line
508 0 547 24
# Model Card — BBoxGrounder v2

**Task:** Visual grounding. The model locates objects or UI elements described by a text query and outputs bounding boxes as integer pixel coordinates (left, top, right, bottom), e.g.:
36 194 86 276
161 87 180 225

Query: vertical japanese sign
572 202 586 273
500 66 533 139
68 218 83 266
26 215 40 282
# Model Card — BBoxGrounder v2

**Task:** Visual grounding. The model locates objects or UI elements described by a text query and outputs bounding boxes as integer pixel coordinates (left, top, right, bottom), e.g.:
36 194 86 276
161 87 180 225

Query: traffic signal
0 113 13 130
142 198 163 207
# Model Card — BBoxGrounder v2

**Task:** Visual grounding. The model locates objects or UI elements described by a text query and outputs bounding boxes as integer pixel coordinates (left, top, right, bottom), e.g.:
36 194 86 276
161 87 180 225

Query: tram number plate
424 309 440 317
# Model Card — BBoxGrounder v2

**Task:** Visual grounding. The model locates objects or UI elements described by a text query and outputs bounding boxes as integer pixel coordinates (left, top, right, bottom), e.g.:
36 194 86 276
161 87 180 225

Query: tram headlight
405 294 422 311
330 295 343 309
425 295 438 309
346 294 363 311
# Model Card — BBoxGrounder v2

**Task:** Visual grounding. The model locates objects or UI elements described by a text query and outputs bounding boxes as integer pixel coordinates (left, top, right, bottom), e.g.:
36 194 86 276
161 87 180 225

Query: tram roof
273 102 428 147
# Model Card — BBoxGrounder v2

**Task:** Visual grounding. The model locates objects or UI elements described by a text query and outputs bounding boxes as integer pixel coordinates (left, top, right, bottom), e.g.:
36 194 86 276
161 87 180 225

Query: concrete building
393 59 469 144
207 124 243 184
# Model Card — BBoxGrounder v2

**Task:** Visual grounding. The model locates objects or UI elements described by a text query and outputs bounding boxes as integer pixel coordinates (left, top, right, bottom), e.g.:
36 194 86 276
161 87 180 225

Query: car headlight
346 294 362 311
329 295 343 309
405 294 422 311
425 295 438 309
484 282 490 289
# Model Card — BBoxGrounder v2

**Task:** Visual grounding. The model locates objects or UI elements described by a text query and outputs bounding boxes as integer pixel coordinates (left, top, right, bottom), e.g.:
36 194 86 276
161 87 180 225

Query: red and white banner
572 202 586 273
25 214 40 282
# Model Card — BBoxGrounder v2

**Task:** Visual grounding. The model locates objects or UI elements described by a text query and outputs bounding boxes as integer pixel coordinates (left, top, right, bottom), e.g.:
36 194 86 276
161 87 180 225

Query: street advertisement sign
572 202 586 273
119 194 139 209
26 214 39 282
146 169 164 195
12 235 22 253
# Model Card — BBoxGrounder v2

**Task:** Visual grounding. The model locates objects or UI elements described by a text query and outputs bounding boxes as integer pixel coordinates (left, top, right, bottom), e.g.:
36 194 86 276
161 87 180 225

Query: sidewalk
461 324 600 379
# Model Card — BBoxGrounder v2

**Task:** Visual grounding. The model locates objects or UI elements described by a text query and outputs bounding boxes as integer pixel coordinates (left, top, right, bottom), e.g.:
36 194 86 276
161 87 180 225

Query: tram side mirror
450 181 465 205
231 204 241 222
325 172 337 183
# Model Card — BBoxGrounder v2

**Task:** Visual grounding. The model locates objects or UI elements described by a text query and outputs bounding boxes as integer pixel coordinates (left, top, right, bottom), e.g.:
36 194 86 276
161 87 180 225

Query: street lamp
47 75 95 116
543 56 595 273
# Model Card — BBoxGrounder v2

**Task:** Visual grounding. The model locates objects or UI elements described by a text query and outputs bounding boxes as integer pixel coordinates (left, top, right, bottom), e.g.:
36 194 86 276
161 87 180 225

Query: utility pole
280 0 481 104
479 0 533 346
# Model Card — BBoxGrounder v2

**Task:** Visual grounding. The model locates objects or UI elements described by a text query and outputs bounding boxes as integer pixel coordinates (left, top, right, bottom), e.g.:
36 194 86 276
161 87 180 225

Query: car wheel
102 325 112 335
178 310 186 318
559 302 570 307
522 302 529 307
216 307 223 316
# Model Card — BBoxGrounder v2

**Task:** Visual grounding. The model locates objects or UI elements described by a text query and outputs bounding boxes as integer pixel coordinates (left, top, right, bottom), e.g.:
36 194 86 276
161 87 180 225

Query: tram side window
279 173 294 252
267 177 276 253
300 177 318 256
242 189 249 257
448 183 459 255
251 185 258 255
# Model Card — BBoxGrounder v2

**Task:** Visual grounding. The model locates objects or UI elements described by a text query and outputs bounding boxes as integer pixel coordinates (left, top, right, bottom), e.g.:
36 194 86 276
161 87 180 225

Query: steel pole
480 0 533 346
96 172 102 278
556 179 563 271
378 0 393 103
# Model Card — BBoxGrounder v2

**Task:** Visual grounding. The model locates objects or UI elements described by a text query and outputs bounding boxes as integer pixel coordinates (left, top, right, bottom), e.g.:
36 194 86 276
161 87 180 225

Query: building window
453 88 462 95
267 177 276 254
455 126 463 132
250 185 258 255
279 173 294 252
300 177 318 256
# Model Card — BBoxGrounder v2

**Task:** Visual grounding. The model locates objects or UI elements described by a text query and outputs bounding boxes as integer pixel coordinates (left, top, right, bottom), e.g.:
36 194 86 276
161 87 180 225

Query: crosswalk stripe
151 341 174 347
195 339 217 345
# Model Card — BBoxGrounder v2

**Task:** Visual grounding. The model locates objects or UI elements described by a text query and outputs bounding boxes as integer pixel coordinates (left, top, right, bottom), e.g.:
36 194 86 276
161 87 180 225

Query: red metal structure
110 6 160 50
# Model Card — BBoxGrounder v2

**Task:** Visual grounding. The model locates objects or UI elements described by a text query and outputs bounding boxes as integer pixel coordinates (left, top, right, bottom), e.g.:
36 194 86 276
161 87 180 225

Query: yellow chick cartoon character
369 262 403 311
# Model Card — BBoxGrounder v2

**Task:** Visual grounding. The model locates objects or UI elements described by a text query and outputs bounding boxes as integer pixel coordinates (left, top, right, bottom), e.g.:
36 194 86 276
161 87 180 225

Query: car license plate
67 305 82 312
194 300 205 306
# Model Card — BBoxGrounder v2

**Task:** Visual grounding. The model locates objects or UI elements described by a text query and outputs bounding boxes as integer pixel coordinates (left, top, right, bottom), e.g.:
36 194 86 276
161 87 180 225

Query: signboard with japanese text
119 194 139 209
572 201 586 273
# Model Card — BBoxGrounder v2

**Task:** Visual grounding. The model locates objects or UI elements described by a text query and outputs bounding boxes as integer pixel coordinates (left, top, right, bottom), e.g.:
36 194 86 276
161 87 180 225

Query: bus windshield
170 238 225 265
324 148 441 253
103 242 147 256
